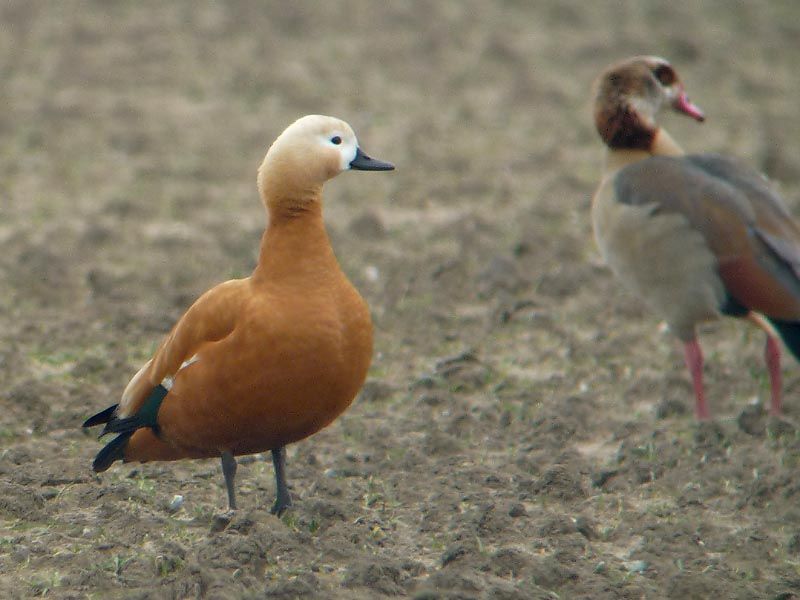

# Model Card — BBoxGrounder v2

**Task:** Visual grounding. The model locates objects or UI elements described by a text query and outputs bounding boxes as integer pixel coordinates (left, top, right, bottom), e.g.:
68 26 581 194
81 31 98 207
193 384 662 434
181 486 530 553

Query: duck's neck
603 127 685 174
253 196 339 284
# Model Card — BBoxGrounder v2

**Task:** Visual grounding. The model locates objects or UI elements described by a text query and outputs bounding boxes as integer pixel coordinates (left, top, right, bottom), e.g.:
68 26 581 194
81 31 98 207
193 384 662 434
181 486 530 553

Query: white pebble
167 494 184 512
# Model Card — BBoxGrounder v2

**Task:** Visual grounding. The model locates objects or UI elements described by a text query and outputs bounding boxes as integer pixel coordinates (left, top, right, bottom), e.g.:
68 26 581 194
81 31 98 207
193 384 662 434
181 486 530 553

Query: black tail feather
84 385 168 437
93 432 133 472
767 318 800 361
84 384 169 473
82 404 119 428
100 413 149 437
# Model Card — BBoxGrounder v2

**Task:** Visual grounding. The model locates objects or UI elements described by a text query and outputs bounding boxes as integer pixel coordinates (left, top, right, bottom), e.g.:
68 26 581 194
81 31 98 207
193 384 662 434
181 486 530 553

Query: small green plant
155 554 184 577
134 472 156 496
308 518 320 534
363 476 384 509
27 571 62 596
630 441 657 462
191 504 215 521
102 554 133 578
281 512 300 531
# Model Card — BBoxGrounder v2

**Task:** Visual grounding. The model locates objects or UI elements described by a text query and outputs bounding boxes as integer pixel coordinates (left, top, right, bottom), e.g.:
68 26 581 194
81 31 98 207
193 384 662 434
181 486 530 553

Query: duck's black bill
350 147 394 171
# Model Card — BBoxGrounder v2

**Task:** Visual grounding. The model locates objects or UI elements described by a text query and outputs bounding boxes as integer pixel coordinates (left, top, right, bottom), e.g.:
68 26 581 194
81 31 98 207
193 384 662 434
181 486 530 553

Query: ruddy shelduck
591 56 800 419
84 115 394 514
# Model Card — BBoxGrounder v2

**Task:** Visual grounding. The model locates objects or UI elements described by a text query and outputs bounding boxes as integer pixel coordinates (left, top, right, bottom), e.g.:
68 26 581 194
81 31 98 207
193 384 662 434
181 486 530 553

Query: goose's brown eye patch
653 64 676 86
331 136 342 145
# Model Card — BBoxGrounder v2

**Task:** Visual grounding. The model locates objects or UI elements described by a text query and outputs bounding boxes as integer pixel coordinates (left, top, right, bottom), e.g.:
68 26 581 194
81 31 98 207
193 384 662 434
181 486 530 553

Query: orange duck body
125 216 373 462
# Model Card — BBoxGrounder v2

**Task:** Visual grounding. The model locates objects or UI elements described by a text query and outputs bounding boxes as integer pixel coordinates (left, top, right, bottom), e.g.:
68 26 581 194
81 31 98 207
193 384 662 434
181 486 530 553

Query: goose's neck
603 127 685 174
650 128 684 157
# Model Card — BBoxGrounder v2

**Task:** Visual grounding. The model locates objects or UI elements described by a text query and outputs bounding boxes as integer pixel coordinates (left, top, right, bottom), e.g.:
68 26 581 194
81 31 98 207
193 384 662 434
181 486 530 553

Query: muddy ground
2 2 800 598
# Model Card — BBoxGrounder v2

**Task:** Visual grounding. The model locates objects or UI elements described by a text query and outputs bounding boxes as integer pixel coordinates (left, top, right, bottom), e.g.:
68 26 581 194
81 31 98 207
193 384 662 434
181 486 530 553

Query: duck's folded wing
615 154 800 318
118 279 247 417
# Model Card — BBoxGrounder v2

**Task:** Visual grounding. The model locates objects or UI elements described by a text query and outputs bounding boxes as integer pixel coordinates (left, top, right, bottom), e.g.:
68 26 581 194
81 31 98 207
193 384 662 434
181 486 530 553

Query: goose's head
593 56 704 150
257 115 393 213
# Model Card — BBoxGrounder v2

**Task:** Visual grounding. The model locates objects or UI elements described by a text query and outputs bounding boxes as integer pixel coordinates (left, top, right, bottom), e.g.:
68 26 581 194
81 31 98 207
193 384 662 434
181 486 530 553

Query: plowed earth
2 2 800 598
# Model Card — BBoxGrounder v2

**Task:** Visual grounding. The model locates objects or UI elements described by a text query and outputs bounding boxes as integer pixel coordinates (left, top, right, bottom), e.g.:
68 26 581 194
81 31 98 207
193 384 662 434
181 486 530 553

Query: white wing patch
162 354 200 391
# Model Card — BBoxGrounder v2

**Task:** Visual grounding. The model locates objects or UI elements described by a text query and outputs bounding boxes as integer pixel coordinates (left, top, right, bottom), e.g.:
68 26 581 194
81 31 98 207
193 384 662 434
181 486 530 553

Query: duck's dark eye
653 64 676 86
331 136 342 145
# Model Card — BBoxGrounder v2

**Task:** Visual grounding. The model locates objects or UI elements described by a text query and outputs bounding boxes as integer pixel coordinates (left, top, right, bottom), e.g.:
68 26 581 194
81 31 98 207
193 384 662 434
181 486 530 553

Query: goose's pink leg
764 334 782 416
747 314 783 416
683 339 709 420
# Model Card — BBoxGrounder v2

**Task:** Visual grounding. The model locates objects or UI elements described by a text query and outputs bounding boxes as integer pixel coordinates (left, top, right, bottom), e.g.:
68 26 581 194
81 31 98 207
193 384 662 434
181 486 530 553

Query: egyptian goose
83 115 394 514
592 56 800 419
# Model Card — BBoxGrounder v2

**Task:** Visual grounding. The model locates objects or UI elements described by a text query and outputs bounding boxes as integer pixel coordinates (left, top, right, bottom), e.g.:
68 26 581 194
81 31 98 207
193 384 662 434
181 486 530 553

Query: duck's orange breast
127 275 372 461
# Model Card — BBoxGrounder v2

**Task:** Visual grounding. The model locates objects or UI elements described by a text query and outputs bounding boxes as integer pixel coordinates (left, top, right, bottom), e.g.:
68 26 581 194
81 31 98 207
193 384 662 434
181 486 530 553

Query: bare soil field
2 2 800 598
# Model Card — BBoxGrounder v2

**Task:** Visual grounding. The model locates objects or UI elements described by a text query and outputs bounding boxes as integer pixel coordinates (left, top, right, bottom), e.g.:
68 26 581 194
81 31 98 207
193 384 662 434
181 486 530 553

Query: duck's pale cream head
257 115 393 214
593 56 705 150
